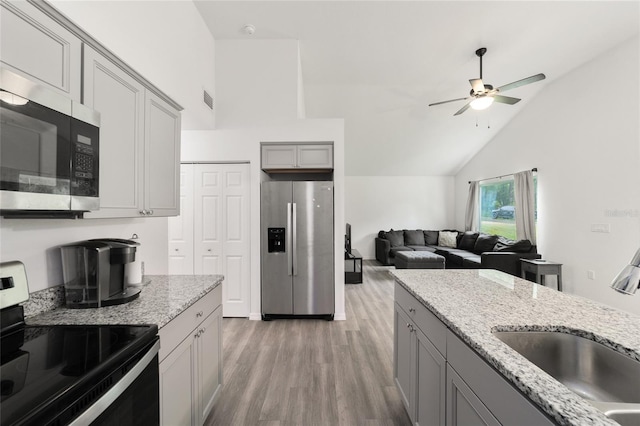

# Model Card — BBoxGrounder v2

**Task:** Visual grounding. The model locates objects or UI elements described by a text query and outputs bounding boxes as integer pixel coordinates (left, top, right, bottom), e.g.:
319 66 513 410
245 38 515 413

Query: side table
520 259 563 291
345 249 363 284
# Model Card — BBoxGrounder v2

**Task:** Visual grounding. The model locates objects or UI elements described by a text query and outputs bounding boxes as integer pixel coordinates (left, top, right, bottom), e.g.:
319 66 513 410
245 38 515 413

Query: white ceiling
194 1 640 176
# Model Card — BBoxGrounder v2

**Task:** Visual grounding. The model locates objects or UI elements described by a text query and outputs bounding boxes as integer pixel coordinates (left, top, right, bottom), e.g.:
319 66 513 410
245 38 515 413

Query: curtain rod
469 168 537 184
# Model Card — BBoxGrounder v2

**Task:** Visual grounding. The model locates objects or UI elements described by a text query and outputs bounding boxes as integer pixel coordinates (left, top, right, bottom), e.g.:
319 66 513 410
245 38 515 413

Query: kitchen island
391 269 640 426
27 274 224 426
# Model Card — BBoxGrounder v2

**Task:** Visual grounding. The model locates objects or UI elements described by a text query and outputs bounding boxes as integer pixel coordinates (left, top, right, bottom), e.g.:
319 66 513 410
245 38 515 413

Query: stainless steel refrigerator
261 181 334 320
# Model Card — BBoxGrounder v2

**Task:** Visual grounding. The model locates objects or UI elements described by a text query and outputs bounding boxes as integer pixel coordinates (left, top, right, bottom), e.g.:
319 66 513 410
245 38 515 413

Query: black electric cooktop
0 323 158 425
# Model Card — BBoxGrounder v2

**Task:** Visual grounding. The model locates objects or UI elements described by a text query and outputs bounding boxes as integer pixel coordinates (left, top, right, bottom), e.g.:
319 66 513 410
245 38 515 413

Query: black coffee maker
60 238 141 308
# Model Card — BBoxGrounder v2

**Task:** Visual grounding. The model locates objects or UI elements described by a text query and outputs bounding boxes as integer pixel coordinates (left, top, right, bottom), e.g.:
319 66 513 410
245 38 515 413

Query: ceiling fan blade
496 73 546 92
454 102 472 116
469 78 485 94
492 95 521 105
429 97 469 107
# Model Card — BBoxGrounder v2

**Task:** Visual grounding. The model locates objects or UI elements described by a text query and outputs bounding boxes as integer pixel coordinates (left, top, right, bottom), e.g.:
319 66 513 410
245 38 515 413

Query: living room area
339 7 640 316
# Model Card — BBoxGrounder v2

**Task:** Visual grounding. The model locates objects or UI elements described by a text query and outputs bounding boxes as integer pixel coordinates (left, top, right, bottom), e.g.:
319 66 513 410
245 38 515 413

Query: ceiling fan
429 47 546 116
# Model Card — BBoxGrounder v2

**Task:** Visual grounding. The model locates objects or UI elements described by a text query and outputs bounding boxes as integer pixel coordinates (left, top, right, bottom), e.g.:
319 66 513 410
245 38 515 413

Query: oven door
70 339 160 426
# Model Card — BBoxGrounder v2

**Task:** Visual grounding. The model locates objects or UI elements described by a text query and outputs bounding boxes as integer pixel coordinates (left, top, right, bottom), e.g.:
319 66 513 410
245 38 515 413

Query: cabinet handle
201 327 206 333
207 249 212 252
196 311 203 318
149 210 154 215
409 325 415 333
139 210 146 215
174 248 179 252
406 323 411 328
409 307 415 313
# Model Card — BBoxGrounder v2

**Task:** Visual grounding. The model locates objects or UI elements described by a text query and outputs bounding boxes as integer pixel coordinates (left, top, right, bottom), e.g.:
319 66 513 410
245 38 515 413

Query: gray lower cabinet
394 284 446 425
394 282 556 426
447 365 499 426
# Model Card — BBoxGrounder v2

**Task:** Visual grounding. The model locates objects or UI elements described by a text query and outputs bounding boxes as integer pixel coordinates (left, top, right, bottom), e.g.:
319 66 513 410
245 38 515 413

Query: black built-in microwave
0 69 100 218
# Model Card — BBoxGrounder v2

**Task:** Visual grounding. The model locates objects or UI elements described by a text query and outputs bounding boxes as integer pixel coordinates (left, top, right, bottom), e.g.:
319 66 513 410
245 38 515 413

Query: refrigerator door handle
287 202 293 276
292 202 297 276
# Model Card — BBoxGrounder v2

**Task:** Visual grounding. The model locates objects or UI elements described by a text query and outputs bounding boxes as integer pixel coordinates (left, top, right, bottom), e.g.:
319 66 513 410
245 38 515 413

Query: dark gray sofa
375 229 540 277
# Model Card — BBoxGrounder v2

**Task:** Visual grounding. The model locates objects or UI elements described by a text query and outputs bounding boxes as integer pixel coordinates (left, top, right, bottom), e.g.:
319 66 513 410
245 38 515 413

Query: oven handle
69 339 160 426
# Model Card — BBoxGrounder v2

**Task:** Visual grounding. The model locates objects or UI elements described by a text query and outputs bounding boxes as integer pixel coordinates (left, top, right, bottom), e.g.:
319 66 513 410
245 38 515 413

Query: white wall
454 36 640 314
215 39 300 128
0 217 168 292
182 120 346 320
50 0 216 130
346 176 455 259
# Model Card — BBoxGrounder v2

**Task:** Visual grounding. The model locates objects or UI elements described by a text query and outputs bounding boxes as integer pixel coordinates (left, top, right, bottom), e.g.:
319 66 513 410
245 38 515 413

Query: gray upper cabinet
0 0 81 101
82 45 145 218
83 45 181 218
261 143 333 171
144 91 181 216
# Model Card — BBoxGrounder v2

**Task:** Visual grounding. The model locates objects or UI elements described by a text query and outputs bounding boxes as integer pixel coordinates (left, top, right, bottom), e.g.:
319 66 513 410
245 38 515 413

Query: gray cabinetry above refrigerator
261 143 333 172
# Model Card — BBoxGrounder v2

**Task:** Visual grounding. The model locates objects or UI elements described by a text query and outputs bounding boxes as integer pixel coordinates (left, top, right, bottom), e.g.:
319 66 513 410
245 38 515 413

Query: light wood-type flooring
204 261 411 426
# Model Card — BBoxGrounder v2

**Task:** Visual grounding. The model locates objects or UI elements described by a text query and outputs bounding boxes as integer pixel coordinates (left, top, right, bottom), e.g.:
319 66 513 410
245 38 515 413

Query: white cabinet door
83 45 145 218
0 0 81 101
160 332 197 426
169 165 195 274
196 305 223 424
145 91 181 216
219 165 251 317
297 144 333 168
193 163 250 317
194 165 223 275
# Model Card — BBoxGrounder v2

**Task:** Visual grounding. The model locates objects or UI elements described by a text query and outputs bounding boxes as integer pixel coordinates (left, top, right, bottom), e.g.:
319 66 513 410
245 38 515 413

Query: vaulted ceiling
194 1 639 176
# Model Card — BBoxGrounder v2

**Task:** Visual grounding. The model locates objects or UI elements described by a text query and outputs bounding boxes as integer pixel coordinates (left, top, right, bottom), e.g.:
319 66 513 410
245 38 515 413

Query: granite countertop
26 275 224 329
390 269 640 426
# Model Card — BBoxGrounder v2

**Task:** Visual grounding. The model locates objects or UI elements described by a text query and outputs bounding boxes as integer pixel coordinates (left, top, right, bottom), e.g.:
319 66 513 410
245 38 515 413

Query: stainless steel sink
493 331 640 425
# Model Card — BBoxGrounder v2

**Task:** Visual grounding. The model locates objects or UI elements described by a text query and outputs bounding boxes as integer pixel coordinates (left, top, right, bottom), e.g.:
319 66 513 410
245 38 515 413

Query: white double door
168 163 250 317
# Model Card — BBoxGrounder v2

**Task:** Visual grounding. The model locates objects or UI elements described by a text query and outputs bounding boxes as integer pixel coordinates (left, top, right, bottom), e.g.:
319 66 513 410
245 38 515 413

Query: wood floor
204 261 411 426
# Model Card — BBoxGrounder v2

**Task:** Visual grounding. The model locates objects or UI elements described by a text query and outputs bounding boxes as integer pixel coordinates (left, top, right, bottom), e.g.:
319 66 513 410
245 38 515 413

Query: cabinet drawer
446 330 555 426
394 282 446 355
159 284 222 362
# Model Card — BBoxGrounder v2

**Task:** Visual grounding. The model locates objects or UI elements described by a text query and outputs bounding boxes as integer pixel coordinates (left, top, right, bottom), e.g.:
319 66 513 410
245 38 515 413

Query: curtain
465 181 479 232
514 170 536 244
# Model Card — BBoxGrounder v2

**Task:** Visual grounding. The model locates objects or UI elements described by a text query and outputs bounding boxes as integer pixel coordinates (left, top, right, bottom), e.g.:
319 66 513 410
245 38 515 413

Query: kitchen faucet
611 247 640 295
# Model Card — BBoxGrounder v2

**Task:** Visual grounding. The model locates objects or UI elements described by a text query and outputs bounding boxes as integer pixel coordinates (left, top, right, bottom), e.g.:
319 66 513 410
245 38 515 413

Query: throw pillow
404 230 425 246
493 237 533 253
438 231 458 248
473 234 499 254
424 230 439 245
385 230 405 247
458 231 479 251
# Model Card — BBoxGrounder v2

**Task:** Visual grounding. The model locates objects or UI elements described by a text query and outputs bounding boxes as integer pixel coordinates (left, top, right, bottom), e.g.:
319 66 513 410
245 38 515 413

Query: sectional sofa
375 229 541 276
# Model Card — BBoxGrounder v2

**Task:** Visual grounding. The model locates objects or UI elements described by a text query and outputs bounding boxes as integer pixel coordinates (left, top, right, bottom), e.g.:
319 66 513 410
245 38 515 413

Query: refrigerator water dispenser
268 228 286 252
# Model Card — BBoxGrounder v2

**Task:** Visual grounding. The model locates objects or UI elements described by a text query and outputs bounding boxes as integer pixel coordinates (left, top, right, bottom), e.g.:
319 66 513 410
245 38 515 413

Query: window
478 177 537 240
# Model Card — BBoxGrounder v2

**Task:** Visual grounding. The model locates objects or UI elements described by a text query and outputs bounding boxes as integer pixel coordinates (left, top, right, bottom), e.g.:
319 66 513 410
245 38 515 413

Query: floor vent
203 90 213 110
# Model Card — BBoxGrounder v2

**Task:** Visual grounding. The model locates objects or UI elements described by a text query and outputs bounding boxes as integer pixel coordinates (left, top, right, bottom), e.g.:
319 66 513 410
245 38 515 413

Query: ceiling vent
203 90 213 110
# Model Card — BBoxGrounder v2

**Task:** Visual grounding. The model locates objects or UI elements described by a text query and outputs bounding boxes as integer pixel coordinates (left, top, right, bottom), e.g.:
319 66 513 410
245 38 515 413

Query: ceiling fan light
470 96 494 111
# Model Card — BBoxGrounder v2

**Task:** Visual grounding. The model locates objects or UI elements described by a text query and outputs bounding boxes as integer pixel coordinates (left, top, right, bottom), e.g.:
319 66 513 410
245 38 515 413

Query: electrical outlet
591 224 610 233
587 270 595 280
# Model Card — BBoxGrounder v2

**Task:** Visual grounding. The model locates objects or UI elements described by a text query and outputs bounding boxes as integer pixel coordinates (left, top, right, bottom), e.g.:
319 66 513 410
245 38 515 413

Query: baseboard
248 312 262 321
